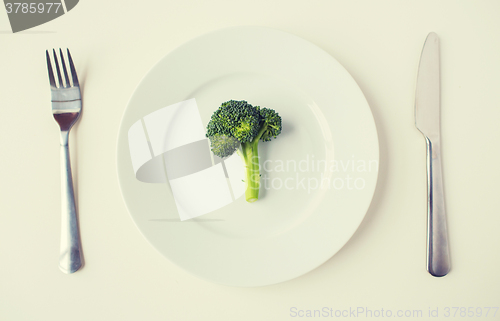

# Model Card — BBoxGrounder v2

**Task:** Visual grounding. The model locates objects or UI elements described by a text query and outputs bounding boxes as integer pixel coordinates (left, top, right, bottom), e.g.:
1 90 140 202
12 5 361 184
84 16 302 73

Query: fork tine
59 49 71 88
67 49 79 87
45 50 57 88
52 49 64 88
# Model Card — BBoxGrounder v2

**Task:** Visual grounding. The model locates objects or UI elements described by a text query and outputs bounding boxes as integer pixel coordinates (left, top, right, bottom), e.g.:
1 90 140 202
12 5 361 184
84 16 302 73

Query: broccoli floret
206 100 261 143
206 100 282 203
208 134 240 158
258 108 282 142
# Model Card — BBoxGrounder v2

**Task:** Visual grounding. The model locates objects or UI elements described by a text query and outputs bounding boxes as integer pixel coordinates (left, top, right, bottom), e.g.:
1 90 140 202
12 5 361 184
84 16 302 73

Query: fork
46 49 83 274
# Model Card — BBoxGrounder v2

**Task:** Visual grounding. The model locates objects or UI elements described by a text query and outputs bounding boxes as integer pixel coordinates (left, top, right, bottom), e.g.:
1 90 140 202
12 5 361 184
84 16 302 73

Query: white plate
117 26 379 286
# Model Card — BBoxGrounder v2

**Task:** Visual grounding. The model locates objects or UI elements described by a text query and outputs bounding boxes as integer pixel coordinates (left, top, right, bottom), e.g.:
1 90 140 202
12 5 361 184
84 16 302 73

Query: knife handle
425 137 450 277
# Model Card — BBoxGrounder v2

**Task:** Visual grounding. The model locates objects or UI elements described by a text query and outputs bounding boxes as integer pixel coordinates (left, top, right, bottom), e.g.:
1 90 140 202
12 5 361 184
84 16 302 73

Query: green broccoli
206 100 282 202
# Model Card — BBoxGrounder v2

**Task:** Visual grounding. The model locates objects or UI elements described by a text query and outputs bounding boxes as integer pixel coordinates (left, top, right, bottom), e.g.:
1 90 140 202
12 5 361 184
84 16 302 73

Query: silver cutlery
46 49 84 274
415 33 450 277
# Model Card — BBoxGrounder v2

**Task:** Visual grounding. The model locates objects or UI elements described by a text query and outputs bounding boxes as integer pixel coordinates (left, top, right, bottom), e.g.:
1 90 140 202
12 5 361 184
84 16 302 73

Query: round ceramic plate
117 26 379 287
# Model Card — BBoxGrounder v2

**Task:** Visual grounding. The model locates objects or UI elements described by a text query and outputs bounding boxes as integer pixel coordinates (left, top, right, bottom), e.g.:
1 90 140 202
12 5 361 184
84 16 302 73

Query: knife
415 32 451 277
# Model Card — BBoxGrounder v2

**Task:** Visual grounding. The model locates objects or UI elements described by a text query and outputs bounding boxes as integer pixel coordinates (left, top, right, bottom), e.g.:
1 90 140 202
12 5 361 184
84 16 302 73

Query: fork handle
426 137 450 277
59 131 83 273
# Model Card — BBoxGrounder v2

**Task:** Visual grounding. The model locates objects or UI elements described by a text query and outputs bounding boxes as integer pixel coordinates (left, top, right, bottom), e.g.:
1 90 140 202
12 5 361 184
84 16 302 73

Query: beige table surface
1 1 499 320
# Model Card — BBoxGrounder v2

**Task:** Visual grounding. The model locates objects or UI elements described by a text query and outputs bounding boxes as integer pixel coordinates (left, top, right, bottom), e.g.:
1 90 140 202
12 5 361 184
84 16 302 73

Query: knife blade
415 32 451 277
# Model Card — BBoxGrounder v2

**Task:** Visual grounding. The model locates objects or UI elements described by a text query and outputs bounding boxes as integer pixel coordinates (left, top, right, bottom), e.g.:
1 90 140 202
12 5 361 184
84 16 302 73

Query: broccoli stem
239 124 268 203
240 141 259 202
